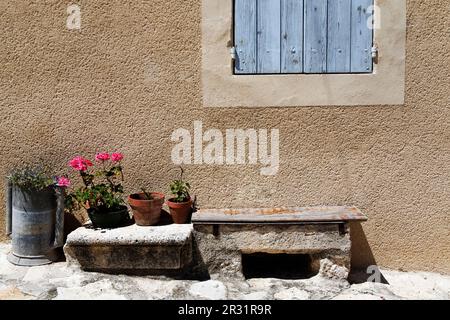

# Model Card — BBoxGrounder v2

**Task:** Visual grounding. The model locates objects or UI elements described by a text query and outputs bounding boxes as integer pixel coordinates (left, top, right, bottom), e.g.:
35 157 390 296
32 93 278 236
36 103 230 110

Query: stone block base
193 224 351 279
64 224 193 275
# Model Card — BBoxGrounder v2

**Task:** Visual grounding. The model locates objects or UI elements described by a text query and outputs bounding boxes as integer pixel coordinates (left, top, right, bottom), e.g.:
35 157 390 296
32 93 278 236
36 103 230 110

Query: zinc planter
167 198 192 224
6 184 65 266
128 192 165 226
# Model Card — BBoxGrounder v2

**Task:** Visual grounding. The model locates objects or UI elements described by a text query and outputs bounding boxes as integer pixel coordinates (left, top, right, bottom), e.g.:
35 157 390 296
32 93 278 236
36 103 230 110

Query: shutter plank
234 0 257 74
281 0 304 73
327 0 351 73
304 0 328 73
351 0 373 72
257 0 281 73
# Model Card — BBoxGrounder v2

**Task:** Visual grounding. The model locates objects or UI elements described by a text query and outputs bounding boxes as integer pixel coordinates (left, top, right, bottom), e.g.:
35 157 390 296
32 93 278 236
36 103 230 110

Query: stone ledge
192 206 367 224
64 224 194 274
66 224 193 246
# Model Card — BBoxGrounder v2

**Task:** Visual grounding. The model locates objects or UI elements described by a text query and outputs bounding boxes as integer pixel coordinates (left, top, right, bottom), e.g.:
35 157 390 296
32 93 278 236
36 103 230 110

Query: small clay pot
128 192 165 226
167 198 192 224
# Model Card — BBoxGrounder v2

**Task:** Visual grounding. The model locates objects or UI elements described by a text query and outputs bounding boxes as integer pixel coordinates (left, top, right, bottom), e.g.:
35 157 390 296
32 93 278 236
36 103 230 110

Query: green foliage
141 188 154 200
7 166 54 191
169 167 191 203
66 163 125 213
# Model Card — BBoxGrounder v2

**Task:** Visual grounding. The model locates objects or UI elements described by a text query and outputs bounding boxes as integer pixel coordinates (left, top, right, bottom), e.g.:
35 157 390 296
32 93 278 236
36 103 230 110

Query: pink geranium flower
95 153 110 162
69 156 93 172
111 153 124 162
57 177 71 187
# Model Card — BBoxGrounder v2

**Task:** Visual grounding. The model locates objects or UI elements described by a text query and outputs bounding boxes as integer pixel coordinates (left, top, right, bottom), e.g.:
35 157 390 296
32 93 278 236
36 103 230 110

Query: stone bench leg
193 223 351 280
192 226 244 279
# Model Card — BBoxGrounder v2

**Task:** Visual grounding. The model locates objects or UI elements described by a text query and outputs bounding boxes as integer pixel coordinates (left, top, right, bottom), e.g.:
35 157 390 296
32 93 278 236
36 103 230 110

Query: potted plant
167 167 192 224
65 152 130 229
128 189 165 226
6 166 66 266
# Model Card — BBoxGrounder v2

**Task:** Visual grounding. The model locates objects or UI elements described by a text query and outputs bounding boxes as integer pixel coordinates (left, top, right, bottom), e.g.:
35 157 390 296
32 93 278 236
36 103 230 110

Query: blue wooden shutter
257 0 281 73
234 0 257 74
281 0 304 73
327 0 352 73
351 0 374 72
234 0 374 74
304 0 327 73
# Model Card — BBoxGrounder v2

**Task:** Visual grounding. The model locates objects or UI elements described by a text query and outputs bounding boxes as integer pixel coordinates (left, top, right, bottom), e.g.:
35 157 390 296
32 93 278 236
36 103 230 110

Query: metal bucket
6 183 64 266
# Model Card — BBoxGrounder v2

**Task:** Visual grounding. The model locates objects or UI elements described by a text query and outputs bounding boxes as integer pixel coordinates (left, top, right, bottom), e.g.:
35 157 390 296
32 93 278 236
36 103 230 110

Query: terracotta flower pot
128 192 165 226
167 198 192 224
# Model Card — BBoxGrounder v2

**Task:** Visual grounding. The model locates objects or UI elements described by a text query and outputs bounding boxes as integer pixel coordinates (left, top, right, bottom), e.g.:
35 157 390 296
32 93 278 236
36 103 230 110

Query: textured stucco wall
0 0 449 273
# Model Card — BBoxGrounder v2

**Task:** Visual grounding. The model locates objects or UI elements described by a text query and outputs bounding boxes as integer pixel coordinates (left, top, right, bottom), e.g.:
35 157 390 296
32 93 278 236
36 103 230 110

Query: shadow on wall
350 222 389 284
64 211 83 241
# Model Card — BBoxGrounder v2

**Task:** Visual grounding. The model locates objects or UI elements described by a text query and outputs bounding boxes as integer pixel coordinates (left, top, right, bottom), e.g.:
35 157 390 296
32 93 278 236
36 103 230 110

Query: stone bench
191 206 367 279
64 224 193 275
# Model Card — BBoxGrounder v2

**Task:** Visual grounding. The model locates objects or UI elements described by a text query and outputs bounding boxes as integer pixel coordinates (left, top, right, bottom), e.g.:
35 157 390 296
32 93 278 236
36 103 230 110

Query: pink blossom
69 156 93 172
95 153 110 162
57 177 71 188
111 153 124 162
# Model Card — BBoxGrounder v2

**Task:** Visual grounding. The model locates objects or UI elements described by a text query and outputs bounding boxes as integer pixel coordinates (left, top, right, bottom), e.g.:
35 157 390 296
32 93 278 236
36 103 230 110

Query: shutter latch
230 46 237 60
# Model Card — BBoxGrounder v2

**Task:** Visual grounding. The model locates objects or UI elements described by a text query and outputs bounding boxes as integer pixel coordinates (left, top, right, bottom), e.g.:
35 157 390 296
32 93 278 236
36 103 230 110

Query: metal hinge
230 46 237 60
371 46 378 59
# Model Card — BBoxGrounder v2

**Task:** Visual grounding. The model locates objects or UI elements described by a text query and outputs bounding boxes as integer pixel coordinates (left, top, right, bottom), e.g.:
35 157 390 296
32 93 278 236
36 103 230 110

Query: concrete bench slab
64 224 193 275
191 207 367 279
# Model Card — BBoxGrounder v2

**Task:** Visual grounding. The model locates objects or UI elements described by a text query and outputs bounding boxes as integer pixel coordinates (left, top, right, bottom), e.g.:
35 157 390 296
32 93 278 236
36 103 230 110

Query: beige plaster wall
0 0 449 274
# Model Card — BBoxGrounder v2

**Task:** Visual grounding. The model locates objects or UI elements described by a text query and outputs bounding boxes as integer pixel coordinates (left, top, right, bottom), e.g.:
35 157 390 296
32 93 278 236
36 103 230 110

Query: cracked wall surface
0 0 449 273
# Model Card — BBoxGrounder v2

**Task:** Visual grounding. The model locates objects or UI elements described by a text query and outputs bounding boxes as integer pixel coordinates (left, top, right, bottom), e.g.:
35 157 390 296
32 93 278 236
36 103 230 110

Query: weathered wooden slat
350 0 374 72
234 0 257 74
303 0 327 73
281 0 304 73
257 0 281 73
327 0 351 73
192 206 368 224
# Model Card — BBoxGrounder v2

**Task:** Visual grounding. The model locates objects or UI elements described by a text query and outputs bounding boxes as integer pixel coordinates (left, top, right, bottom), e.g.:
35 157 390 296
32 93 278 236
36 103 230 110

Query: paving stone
332 293 386 300
334 282 401 300
0 285 32 300
319 258 349 280
0 248 28 281
274 288 310 300
189 280 227 300
22 263 74 283
135 278 192 300
0 243 11 255
54 279 127 300
48 273 91 288
242 291 271 300
299 277 350 300
380 269 450 300
16 281 54 299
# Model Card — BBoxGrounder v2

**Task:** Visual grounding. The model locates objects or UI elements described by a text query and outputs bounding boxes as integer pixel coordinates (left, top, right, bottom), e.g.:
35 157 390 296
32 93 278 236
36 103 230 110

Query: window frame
232 0 375 76
201 0 406 107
